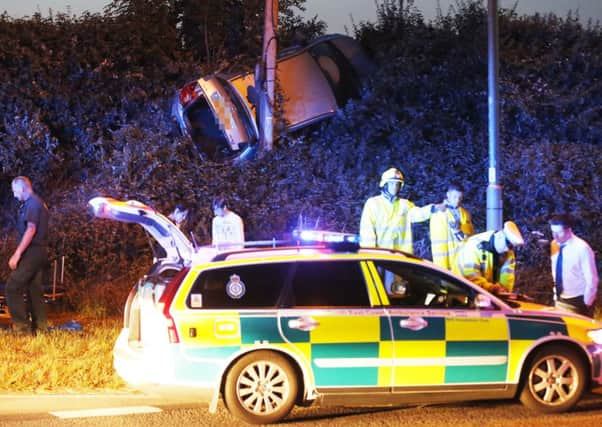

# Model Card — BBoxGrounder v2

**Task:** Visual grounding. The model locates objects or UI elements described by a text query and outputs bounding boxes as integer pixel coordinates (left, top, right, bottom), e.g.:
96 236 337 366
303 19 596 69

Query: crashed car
89 196 602 424
172 34 374 163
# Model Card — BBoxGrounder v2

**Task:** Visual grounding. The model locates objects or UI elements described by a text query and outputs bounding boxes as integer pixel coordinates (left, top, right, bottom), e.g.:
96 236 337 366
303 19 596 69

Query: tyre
223 351 298 424
519 344 587 413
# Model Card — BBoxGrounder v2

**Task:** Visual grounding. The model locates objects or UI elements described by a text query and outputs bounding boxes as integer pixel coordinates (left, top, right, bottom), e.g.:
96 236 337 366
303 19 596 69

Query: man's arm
211 218 218 246
359 200 376 247
235 216 245 244
462 208 475 237
582 244 599 307
409 201 446 224
498 252 516 292
9 222 36 270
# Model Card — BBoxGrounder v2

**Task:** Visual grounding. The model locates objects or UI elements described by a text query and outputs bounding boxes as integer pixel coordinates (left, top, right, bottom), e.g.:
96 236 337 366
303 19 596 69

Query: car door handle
288 316 320 331
399 316 428 331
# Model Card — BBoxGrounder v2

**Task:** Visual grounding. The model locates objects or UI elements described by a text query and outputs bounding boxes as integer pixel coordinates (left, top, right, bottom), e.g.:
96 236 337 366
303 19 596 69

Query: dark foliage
0 1 600 312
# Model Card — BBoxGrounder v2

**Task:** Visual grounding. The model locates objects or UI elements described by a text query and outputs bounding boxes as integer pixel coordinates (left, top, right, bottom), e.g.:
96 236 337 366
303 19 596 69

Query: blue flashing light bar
293 229 360 244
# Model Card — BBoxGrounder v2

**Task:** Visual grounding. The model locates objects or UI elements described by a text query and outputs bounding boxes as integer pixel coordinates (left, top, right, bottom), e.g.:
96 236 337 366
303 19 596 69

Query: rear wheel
223 351 298 424
519 345 587 413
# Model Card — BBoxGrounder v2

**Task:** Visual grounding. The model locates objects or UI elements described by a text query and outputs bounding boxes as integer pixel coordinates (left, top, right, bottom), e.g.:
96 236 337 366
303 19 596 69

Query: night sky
0 0 600 33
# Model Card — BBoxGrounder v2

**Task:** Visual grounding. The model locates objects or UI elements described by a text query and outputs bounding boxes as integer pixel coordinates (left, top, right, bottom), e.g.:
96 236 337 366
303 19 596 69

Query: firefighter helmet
503 221 525 247
379 168 405 188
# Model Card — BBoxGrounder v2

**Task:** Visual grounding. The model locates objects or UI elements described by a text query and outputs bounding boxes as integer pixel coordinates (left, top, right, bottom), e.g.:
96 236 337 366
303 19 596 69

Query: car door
368 260 510 391
168 262 293 386
277 259 393 391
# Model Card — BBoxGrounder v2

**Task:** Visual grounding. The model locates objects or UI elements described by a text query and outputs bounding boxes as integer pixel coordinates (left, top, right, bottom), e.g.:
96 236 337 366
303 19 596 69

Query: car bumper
113 328 218 408
588 344 602 386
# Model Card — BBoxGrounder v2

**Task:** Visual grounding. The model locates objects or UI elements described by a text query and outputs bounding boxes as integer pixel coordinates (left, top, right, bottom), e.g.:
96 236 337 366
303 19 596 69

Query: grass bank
0 315 126 392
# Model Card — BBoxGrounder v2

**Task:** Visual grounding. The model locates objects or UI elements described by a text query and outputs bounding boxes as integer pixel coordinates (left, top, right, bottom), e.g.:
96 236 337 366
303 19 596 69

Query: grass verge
0 314 127 393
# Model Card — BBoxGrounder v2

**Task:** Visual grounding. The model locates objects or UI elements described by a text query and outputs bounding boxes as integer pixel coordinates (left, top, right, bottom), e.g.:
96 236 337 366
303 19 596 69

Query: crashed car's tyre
223 350 298 424
519 344 587 413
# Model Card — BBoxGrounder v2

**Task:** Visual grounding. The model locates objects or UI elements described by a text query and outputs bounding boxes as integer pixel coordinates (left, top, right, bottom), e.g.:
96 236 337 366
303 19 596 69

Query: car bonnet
88 196 193 265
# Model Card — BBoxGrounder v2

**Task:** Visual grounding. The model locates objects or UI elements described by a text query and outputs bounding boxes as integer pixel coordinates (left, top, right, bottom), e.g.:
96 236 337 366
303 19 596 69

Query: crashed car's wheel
224 350 298 424
519 345 587 413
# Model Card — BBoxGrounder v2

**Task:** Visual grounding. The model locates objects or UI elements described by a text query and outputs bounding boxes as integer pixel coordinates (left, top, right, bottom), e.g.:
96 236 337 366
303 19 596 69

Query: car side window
187 263 291 309
290 261 370 307
373 261 477 309
309 41 359 106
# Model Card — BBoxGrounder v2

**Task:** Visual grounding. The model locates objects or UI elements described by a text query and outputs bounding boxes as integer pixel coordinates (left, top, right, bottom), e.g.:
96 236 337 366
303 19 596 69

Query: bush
0 1 600 312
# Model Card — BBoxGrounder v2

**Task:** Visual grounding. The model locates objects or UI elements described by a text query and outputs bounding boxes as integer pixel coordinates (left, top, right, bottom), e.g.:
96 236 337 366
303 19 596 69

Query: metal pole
486 0 503 230
261 0 278 152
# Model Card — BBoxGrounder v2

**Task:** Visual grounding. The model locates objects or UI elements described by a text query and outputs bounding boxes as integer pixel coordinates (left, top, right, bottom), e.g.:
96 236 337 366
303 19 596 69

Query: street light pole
260 0 278 152
486 0 503 230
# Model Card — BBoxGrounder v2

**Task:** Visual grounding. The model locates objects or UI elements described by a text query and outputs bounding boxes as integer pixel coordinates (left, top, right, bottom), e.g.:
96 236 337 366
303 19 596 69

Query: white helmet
379 168 405 188
503 221 525 247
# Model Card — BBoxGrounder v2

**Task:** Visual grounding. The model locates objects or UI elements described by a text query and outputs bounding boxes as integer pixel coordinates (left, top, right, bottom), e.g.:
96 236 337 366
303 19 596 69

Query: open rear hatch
88 197 194 265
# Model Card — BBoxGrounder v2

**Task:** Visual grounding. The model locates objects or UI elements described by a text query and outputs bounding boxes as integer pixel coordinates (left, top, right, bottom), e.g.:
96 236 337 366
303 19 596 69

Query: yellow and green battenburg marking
173 312 570 387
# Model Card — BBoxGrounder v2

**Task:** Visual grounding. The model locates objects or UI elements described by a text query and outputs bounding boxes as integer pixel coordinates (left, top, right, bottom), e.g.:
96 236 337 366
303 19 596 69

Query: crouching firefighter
453 221 525 294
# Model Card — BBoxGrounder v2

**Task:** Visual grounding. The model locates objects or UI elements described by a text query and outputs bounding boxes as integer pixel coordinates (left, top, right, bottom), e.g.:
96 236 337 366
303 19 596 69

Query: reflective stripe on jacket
359 194 433 253
452 231 516 291
429 207 474 270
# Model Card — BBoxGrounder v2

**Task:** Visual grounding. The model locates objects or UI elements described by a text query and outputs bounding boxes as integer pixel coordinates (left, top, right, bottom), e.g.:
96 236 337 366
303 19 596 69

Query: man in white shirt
212 196 245 250
549 214 599 316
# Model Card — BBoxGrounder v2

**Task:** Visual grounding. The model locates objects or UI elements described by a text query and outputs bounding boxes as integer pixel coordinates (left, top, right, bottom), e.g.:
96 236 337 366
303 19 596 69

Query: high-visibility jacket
359 194 433 253
429 206 474 270
453 230 516 292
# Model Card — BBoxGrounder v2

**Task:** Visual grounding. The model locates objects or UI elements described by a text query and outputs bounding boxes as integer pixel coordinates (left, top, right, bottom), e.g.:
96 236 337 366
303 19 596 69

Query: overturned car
172 34 374 163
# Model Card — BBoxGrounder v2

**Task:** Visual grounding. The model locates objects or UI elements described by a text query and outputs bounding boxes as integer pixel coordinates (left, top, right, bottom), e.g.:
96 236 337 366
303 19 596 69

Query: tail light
157 267 189 343
179 82 202 107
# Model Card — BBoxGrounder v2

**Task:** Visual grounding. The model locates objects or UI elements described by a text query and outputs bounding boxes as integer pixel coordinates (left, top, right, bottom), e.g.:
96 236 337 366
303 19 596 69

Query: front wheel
223 351 298 424
519 345 587 413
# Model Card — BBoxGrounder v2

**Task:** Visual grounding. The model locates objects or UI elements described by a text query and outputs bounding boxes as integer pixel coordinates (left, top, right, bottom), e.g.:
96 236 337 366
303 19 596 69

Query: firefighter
453 221 524 294
359 168 444 253
429 183 474 270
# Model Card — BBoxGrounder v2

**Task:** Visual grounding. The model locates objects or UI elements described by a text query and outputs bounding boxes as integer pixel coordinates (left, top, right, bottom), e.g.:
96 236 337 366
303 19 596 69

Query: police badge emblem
226 274 246 299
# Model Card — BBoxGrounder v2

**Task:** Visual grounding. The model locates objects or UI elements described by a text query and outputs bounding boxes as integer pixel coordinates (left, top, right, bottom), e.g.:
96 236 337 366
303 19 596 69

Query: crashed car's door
276 51 339 130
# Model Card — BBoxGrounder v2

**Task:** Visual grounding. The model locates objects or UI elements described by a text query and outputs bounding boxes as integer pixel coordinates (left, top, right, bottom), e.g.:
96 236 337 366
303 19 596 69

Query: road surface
1 388 602 426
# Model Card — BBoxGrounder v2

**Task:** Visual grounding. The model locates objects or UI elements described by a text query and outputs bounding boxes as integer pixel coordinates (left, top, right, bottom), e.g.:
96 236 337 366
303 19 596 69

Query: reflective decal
190 293 203 308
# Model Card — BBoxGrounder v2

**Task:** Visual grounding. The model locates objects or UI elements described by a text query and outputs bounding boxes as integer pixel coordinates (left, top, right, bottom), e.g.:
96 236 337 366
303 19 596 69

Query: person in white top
212 196 245 250
549 214 599 316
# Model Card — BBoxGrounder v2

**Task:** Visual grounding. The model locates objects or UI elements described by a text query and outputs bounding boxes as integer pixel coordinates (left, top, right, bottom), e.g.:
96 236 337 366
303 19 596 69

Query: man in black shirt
7 176 49 335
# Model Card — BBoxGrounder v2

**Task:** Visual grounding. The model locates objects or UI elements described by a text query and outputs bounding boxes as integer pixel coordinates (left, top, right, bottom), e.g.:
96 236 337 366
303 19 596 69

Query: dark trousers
6 246 48 333
555 295 592 317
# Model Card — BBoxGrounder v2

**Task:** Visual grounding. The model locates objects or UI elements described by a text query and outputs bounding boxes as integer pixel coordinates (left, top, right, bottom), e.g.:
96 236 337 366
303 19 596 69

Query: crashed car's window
329 36 375 81
290 261 369 307
184 96 236 162
216 75 256 141
187 263 290 309
373 261 477 309
309 41 360 106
